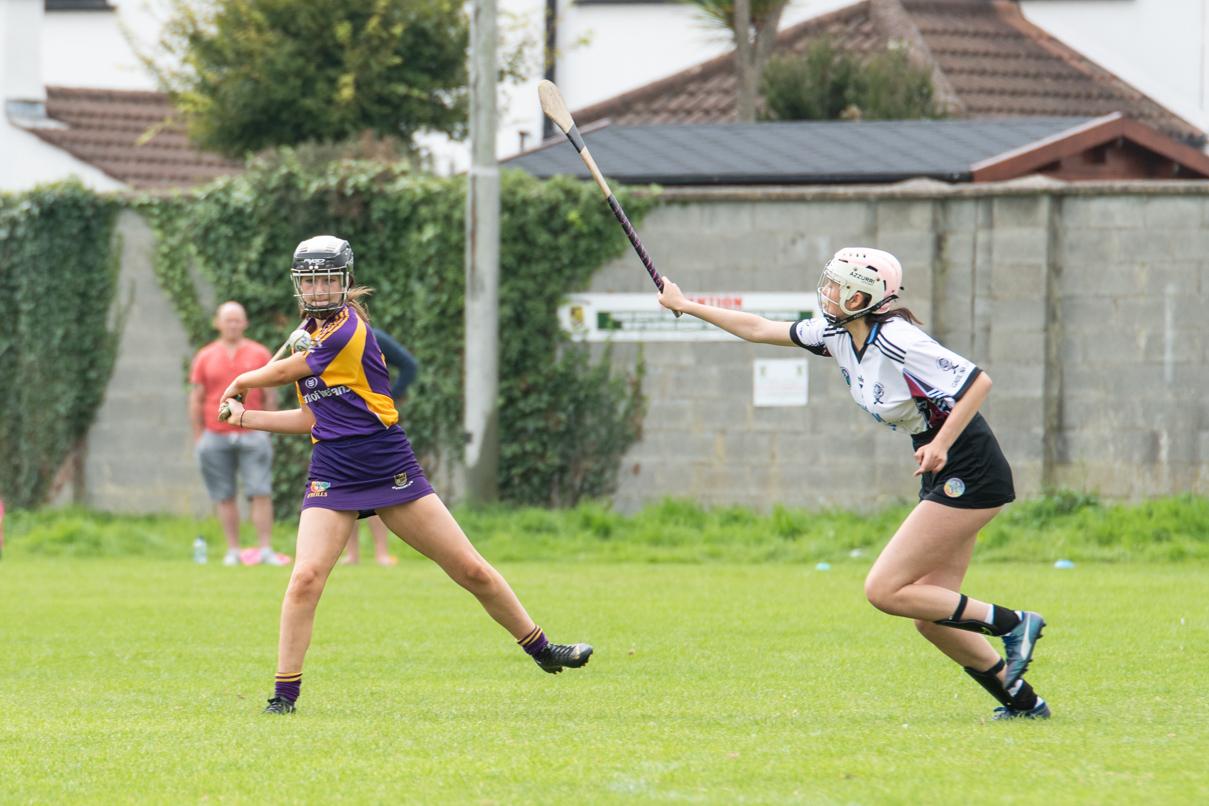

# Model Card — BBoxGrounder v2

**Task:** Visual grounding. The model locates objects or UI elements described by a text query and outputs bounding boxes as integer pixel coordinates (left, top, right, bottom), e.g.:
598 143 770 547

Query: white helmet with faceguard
816 247 904 325
292 235 354 318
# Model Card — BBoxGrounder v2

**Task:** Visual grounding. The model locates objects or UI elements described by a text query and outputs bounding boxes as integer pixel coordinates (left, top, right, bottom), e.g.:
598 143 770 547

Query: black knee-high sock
936 594 1022 636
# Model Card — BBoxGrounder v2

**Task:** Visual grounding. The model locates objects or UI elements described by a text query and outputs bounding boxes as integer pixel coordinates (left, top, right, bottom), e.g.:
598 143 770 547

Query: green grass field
2 555 1207 804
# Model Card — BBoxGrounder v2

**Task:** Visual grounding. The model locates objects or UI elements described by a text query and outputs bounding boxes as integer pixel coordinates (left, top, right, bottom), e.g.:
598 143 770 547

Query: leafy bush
0 182 123 509
145 0 470 157
761 37 947 122
137 156 653 514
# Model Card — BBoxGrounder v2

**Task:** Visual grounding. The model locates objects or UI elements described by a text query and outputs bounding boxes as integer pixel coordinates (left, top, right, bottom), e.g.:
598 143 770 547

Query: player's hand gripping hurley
538 80 681 318
217 329 313 422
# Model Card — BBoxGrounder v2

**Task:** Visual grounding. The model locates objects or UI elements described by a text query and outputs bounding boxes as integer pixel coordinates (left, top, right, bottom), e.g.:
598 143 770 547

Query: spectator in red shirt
189 302 280 566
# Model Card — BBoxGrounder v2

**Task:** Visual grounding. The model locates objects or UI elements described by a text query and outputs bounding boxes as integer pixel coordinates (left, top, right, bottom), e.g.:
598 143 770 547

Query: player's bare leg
264 508 355 713
865 502 1002 620
866 501 1049 718
376 495 591 673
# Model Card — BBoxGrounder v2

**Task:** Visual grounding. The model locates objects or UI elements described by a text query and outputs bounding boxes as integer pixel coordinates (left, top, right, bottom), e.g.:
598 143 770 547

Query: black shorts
912 413 1015 510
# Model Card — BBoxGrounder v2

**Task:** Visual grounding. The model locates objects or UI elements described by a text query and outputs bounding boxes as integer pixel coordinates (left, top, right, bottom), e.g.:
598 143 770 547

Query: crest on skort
943 478 966 498
394 472 408 487
310 480 331 493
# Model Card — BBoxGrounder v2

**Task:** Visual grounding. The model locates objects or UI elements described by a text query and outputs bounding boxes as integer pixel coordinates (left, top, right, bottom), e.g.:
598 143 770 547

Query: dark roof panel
504 118 1093 184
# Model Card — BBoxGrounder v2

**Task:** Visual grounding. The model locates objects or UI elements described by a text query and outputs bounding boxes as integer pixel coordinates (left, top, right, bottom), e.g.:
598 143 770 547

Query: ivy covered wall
0 182 123 509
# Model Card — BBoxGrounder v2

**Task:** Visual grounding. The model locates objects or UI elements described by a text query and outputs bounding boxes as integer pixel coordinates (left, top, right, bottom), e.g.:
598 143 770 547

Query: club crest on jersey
841 368 851 387
392 472 413 490
872 382 885 404
943 478 966 498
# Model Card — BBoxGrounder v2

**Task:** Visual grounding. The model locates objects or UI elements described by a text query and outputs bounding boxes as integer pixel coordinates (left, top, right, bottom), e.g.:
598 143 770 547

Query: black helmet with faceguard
292 235 354 318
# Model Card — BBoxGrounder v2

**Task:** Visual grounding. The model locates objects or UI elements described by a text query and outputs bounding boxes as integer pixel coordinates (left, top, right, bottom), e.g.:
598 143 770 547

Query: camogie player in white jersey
657 248 1049 720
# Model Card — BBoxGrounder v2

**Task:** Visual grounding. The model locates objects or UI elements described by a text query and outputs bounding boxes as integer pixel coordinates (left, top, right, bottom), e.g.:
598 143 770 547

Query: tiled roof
32 87 241 190
571 0 1202 143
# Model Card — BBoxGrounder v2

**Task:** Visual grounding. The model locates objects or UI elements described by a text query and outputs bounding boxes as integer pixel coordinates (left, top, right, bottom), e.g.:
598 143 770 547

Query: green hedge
138 157 653 515
0 181 123 509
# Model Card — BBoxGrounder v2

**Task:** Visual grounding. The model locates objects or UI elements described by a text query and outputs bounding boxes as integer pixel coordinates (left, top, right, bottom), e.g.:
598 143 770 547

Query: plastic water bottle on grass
193 535 208 564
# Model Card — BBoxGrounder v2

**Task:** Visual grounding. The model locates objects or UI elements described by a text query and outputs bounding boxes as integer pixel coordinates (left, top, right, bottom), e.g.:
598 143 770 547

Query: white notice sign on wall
558 293 817 342
753 359 808 407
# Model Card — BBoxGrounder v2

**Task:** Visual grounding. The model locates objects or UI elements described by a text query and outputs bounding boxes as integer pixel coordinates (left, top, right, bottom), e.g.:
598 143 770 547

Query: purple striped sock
517 625 548 657
275 672 301 702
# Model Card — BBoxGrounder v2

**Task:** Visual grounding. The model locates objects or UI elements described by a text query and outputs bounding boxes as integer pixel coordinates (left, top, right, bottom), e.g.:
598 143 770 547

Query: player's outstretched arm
223 398 315 435
658 278 795 346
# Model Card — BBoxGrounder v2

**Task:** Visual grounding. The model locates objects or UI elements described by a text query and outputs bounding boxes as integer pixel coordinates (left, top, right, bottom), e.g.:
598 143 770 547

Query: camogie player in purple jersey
219 236 592 714
657 248 1049 721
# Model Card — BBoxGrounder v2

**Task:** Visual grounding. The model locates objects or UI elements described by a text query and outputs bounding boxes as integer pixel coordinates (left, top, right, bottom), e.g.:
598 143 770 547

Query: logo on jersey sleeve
936 357 969 388
305 377 319 389
943 478 966 498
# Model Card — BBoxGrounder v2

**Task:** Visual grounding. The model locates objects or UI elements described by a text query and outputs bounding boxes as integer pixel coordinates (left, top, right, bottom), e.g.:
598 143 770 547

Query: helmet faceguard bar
292 265 351 317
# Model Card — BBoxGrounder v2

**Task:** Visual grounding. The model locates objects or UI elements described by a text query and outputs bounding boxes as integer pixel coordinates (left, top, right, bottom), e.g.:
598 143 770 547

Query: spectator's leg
367 515 395 565
218 499 241 550
196 431 239 562
251 496 274 550
342 520 362 564
238 431 278 562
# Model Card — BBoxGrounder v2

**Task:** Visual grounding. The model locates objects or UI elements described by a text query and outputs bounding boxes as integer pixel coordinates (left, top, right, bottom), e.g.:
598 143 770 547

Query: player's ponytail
345 286 374 322
866 306 923 326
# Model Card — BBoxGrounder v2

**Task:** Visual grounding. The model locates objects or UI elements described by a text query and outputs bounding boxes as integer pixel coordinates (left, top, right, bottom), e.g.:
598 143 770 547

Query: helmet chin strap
822 293 897 326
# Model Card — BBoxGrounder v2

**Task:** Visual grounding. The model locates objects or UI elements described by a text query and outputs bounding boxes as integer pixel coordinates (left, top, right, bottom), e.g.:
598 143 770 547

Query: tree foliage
138 157 652 514
144 0 469 157
760 37 948 122
0 182 123 509
687 0 791 122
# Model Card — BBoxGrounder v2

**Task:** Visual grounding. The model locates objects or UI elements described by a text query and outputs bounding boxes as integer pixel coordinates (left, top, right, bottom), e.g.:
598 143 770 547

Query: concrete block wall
597 182 1209 512
77 210 212 516
1053 192 1209 496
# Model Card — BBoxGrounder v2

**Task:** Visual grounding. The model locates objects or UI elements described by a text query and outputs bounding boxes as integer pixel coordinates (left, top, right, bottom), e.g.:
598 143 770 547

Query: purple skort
301 424 434 515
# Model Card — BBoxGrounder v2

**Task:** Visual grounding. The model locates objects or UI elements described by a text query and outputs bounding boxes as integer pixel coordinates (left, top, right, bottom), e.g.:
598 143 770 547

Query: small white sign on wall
753 359 808 407
558 293 817 342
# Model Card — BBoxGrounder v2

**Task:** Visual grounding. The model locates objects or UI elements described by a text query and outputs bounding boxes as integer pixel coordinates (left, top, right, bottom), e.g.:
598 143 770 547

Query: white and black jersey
789 317 982 438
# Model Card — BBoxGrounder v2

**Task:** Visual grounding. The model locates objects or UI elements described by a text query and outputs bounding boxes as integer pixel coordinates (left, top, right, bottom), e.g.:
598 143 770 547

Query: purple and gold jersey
296 306 398 442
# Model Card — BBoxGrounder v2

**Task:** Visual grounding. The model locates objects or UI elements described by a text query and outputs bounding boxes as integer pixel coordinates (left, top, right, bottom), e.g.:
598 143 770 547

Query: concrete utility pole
464 0 500 504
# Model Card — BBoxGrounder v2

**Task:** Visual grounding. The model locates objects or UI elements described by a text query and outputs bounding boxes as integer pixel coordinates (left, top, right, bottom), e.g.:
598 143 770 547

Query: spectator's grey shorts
196 430 274 501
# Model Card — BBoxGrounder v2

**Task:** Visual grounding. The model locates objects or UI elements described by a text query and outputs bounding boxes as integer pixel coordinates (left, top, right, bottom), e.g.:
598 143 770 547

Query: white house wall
1020 0 1209 135
0 120 125 192
42 6 161 91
